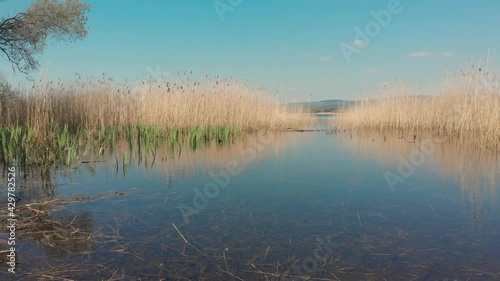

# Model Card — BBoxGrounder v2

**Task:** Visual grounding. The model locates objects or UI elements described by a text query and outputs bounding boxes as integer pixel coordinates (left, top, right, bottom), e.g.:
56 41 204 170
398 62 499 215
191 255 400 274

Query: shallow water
1 122 500 280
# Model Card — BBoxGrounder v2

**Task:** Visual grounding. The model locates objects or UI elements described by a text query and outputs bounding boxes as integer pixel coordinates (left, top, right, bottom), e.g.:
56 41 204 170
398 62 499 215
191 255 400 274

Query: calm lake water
1 119 500 280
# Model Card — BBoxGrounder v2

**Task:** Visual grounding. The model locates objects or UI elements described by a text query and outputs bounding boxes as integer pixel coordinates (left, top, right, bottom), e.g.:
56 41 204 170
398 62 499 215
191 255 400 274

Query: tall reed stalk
1 74 311 133
0 74 312 169
338 67 500 150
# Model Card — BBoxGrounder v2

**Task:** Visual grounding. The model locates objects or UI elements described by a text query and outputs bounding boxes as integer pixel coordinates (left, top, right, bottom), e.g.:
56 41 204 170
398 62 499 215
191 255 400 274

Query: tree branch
0 0 90 75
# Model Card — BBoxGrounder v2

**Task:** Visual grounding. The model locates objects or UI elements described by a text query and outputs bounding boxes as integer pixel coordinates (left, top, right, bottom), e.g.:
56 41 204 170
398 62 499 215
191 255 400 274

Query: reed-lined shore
0 75 313 169
1 75 311 131
337 68 500 150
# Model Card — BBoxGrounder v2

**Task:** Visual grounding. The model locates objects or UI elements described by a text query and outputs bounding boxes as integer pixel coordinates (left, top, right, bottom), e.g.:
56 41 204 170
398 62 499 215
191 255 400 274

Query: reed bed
0 74 312 168
0 74 311 132
337 67 500 150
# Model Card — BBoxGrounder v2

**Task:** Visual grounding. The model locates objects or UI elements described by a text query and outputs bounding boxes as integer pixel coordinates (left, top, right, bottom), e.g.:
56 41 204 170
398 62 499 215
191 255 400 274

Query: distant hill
289 99 356 112
290 96 433 112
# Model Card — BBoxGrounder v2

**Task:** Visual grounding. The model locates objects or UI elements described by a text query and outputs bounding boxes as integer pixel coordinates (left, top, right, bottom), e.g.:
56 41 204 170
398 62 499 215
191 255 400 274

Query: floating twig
428 202 436 217
171 223 205 255
357 212 362 226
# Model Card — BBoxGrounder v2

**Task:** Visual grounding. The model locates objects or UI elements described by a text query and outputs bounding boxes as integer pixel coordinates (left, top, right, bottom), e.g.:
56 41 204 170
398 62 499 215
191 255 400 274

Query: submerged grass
338 65 500 150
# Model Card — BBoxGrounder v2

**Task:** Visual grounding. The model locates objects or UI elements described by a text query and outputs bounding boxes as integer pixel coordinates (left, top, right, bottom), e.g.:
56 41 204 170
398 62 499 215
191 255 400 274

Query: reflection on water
1 128 499 280
338 131 499 233
89 131 305 180
338 131 498 187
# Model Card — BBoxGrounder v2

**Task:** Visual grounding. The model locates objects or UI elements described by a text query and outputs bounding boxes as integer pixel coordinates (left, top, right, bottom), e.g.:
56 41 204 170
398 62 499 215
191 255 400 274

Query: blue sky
1 0 499 101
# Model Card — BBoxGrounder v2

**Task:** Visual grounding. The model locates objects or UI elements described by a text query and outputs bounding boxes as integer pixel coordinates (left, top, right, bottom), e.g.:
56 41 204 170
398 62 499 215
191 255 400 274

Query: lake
1 119 499 280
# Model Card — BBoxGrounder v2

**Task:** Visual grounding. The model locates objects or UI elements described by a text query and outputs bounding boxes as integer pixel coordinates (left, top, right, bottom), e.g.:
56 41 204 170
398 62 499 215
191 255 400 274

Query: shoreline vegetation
337 67 500 151
0 74 313 171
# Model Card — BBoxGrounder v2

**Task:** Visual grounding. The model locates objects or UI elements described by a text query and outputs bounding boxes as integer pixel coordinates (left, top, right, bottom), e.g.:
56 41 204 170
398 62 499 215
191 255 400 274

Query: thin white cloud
407 51 431 57
441 52 455 57
302 51 311 57
319 56 331 62
352 39 365 47
364 68 379 74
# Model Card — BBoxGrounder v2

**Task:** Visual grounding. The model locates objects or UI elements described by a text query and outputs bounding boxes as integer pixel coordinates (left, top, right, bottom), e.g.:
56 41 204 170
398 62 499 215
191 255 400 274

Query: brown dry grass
338 67 500 150
0 74 312 132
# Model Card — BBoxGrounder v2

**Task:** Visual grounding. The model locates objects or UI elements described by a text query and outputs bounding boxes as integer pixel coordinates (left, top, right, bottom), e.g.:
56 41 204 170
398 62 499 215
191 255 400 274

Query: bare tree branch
0 0 90 76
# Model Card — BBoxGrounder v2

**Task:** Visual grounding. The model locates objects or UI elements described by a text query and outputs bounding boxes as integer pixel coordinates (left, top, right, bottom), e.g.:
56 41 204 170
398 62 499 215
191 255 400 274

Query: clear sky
1 0 499 101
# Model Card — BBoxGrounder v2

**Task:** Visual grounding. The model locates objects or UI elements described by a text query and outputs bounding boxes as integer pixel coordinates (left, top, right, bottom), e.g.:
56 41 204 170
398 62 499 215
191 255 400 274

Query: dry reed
0 74 312 133
338 66 500 150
